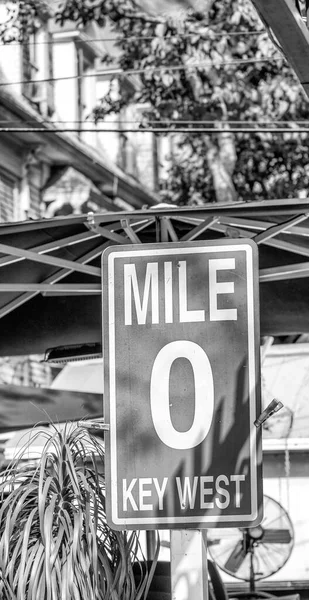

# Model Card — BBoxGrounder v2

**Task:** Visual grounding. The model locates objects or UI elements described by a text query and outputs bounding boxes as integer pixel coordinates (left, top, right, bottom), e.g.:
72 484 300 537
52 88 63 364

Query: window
45 31 55 117
22 33 39 101
77 46 96 137
22 28 55 118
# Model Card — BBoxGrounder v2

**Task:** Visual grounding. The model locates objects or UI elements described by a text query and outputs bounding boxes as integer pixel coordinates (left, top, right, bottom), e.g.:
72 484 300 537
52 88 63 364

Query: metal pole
146 530 157 561
171 530 208 600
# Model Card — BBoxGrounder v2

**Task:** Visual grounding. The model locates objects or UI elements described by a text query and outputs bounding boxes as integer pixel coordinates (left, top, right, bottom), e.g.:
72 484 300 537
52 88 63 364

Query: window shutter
29 180 41 216
46 31 55 116
22 39 33 99
0 174 16 222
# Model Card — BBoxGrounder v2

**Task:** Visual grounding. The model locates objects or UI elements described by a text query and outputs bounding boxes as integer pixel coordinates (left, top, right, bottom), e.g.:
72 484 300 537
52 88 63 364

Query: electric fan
207 495 294 592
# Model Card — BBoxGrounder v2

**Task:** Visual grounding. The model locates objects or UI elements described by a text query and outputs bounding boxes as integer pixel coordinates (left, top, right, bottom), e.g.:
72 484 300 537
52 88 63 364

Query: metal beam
165 218 179 242
251 0 309 99
161 217 179 242
158 213 309 257
131 217 156 233
0 242 110 319
0 242 101 277
0 284 101 293
180 217 219 241
170 215 201 226
92 198 309 220
160 217 169 242
120 218 142 244
0 230 100 269
259 261 309 281
0 214 87 235
210 222 309 258
254 214 309 244
220 216 309 237
42 290 100 296
86 217 155 244
86 222 129 245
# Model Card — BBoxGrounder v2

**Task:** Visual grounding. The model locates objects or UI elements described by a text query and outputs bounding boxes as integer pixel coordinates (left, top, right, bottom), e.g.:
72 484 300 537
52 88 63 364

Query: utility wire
0 127 308 133
0 55 285 88
0 29 265 46
0 119 308 125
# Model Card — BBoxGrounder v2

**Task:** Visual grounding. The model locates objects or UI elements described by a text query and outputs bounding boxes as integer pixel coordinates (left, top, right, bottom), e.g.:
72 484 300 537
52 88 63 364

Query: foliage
54 0 309 204
2 0 309 203
0 424 151 600
0 1 51 42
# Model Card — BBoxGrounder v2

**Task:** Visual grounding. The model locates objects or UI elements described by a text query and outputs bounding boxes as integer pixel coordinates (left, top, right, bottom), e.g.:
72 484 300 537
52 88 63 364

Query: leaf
0 425 153 599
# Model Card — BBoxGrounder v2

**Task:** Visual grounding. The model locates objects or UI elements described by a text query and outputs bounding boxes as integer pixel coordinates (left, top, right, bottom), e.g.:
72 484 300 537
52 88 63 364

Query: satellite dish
207 495 294 591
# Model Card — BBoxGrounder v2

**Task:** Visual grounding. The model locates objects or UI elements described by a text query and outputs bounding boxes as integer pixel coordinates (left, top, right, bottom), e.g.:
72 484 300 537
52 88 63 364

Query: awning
50 359 103 394
0 384 102 431
52 348 309 442
1 199 309 356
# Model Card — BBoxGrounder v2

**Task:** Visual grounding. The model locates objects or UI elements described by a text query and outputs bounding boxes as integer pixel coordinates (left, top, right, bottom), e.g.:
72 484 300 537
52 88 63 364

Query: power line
0 119 309 126
0 55 285 88
0 29 265 46
0 127 308 133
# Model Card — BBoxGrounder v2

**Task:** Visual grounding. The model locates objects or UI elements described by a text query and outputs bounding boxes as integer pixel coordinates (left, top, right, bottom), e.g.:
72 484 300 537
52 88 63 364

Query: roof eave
0 89 160 208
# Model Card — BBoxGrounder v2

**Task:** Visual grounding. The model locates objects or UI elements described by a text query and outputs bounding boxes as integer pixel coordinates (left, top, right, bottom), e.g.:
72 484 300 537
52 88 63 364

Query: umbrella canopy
0 199 309 356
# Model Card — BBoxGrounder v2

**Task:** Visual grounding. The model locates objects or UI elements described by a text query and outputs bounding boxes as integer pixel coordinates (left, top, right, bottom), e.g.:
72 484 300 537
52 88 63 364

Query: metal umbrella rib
0 242 101 277
0 199 309 355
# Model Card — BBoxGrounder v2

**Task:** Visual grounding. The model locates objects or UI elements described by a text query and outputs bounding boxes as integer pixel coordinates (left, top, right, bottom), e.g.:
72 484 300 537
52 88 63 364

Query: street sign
102 239 262 529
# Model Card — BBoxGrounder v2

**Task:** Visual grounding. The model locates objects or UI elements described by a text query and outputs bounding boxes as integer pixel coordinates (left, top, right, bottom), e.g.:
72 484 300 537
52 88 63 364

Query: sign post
102 240 262 595
171 530 208 600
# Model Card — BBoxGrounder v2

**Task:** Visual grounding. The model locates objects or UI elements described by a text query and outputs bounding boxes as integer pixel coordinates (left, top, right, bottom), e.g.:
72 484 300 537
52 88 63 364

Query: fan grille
207 495 294 582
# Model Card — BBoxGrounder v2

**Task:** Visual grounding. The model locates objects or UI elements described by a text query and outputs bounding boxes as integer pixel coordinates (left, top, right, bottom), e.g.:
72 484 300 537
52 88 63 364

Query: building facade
0 3 160 386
